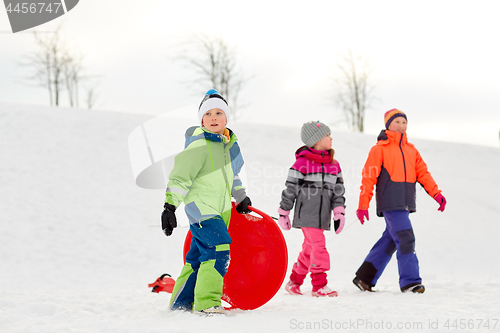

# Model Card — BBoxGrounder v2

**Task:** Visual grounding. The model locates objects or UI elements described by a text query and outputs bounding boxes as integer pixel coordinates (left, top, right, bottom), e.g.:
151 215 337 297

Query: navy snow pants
169 216 232 311
355 210 421 290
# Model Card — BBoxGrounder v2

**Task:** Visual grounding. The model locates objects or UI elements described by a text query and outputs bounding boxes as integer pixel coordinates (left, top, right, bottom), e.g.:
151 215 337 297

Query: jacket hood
377 129 409 145
184 126 235 148
295 145 332 163
295 145 331 157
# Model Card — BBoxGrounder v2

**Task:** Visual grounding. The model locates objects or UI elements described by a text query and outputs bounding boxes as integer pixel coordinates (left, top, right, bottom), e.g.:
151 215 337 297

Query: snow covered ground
1 102 499 333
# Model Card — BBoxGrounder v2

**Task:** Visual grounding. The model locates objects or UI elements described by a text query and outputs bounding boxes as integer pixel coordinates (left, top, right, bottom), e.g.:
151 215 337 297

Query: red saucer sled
183 203 288 310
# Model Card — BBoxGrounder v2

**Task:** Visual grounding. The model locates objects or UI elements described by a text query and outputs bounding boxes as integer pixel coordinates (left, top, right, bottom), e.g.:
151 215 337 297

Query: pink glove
434 193 447 212
277 207 291 230
333 206 345 234
356 209 369 225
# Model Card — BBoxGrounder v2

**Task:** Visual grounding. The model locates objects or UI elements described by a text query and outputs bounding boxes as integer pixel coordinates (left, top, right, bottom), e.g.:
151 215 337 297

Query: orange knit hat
384 109 407 129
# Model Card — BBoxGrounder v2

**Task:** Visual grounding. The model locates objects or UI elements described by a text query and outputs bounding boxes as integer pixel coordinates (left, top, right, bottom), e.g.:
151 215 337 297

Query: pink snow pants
292 227 330 277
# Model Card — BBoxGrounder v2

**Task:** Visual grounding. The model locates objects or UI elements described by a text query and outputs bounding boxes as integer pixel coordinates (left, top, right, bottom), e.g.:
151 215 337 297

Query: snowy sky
1 0 499 147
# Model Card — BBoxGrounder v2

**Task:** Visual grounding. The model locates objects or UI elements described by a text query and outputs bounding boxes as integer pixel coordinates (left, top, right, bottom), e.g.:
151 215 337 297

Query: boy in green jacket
161 89 251 315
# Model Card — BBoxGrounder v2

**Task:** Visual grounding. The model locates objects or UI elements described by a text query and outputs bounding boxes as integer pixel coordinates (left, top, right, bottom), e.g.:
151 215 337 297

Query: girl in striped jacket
278 121 346 297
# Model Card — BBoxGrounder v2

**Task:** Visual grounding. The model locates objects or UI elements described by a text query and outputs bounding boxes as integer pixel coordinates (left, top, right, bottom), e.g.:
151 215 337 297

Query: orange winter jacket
359 130 441 217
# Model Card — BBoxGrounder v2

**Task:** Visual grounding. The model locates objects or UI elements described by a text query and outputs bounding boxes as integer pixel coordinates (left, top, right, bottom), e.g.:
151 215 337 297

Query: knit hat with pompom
301 121 331 147
198 89 230 124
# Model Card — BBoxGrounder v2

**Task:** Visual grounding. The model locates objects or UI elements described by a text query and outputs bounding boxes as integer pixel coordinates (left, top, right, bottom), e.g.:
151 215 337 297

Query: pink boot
285 281 302 295
311 272 338 297
312 286 338 297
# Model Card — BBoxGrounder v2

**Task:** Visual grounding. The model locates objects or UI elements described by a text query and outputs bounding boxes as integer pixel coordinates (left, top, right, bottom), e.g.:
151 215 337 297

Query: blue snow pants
355 210 421 290
169 216 232 312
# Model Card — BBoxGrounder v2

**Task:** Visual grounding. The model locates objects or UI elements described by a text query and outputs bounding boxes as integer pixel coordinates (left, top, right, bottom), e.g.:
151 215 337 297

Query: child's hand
333 206 345 234
161 203 177 236
356 209 369 225
277 207 291 230
236 196 252 214
434 193 447 212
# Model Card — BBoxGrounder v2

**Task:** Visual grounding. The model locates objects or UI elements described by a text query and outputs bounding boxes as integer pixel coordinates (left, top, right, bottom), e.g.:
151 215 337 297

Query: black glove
161 203 177 236
236 196 252 214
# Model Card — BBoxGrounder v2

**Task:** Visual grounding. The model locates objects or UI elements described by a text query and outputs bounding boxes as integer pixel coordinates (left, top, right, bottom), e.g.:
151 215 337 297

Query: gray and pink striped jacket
280 146 345 230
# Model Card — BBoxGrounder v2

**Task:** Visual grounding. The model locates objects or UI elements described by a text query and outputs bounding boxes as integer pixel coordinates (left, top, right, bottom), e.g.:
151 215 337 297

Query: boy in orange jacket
353 109 447 293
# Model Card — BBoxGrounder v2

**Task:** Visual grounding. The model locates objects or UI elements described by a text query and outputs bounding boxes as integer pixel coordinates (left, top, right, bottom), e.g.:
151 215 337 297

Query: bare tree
21 25 68 106
63 53 83 108
21 25 99 109
84 82 100 110
332 50 377 132
175 34 249 119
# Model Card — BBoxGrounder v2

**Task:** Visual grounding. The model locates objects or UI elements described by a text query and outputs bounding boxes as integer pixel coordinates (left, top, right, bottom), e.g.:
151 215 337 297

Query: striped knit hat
198 89 230 124
384 109 407 129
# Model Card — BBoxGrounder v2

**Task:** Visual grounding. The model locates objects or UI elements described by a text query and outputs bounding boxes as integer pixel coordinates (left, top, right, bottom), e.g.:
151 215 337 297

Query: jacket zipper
399 133 407 182
399 133 409 211
319 158 325 228
221 143 232 214
207 139 231 223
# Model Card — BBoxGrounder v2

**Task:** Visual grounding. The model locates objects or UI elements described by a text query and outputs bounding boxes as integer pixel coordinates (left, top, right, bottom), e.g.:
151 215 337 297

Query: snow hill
1 102 499 333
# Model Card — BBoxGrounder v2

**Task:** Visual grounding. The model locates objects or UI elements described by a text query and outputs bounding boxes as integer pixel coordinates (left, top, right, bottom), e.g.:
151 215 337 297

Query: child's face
313 134 332 151
388 117 407 133
202 108 227 135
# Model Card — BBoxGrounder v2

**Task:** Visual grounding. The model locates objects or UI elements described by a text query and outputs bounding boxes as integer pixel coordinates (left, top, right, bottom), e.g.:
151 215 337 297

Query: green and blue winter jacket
165 126 246 226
